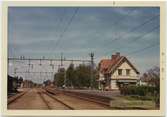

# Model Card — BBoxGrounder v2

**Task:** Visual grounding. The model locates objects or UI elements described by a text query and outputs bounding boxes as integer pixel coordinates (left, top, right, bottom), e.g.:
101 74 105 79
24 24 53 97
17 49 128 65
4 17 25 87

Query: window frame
118 69 122 75
126 69 130 76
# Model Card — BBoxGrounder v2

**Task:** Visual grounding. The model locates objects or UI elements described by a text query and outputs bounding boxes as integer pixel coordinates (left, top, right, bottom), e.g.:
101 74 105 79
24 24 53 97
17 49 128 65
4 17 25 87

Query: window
118 69 122 75
126 69 130 76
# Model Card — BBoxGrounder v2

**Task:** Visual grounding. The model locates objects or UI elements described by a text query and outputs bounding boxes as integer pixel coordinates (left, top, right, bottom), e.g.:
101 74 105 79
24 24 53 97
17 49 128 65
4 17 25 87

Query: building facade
98 52 140 90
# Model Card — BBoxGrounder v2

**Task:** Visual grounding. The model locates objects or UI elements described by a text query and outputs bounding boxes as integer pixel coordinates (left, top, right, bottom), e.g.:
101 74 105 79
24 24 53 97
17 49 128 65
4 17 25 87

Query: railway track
37 89 74 110
45 87 111 109
8 90 29 104
62 90 111 107
37 91 52 109
8 88 110 109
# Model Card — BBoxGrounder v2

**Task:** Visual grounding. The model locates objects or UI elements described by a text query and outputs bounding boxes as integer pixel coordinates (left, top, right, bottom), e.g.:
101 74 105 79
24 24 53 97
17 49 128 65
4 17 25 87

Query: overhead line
104 14 159 57
11 71 55 74
55 8 66 38
54 7 79 49
8 57 91 62
93 8 137 43
111 25 160 53
127 42 160 56
127 25 159 43
112 14 159 42
112 8 137 28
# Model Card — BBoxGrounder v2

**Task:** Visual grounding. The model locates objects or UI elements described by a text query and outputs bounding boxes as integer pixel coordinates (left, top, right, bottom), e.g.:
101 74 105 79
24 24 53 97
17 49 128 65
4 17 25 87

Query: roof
99 55 139 75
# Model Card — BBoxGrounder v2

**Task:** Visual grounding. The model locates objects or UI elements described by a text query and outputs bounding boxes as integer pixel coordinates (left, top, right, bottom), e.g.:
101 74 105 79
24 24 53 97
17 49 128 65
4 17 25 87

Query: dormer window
126 69 130 76
118 69 122 75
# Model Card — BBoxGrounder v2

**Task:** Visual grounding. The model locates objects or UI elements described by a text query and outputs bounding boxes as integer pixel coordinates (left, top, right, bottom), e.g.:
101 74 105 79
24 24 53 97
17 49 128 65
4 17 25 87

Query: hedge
119 85 157 96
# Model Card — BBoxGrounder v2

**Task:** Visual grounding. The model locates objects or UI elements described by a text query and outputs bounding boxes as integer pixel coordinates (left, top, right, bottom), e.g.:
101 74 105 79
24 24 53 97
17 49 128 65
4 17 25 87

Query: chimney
111 52 120 59
111 55 117 59
116 52 120 57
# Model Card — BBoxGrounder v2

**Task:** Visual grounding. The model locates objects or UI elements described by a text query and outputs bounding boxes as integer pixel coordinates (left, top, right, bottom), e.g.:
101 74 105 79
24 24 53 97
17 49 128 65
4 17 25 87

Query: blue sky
8 7 160 78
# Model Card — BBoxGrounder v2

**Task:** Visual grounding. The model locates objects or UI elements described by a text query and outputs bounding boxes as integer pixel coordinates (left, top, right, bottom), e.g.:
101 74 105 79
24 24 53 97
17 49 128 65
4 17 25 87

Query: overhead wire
104 14 160 57
54 7 79 49
111 14 159 42
127 42 160 56
111 24 160 53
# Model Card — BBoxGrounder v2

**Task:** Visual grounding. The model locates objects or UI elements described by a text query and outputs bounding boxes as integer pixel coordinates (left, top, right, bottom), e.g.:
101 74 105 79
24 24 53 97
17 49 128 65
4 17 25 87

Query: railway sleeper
8 91 28 104
45 92 74 110
37 91 52 109
63 92 110 107
62 91 111 105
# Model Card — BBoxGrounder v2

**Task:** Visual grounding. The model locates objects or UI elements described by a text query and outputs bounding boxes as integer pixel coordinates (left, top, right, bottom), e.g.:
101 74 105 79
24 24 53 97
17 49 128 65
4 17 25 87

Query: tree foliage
141 66 160 87
54 68 65 87
54 64 98 89
120 66 160 108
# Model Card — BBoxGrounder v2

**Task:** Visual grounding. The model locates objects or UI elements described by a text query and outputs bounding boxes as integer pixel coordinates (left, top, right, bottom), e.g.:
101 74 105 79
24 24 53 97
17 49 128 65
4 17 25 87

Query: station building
98 52 140 90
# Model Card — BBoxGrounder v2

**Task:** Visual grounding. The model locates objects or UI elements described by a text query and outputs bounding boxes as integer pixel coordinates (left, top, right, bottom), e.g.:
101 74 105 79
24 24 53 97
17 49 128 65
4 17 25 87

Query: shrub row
119 85 157 96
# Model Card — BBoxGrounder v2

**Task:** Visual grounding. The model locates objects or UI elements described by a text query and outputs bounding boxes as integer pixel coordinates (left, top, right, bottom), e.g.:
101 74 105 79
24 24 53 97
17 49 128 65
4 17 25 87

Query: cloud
8 7 160 82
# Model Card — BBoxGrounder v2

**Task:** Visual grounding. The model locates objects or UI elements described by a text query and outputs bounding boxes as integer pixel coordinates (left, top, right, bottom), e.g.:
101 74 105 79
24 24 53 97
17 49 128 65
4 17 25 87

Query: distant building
98 52 140 90
22 80 34 88
8 75 18 93
43 80 52 86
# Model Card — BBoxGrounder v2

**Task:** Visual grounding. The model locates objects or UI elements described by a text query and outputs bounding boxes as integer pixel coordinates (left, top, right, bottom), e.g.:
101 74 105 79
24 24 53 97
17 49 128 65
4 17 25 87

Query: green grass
109 96 157 110
123 95 154 101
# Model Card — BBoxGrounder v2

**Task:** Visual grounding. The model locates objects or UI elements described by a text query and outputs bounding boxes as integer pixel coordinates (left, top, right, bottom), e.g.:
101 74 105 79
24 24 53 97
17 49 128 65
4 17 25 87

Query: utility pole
89 52 94 89
39 72 41 79
14 67 17 77
61 53 63 66
64 69 66 88
50 59 54 82
60 53 66 88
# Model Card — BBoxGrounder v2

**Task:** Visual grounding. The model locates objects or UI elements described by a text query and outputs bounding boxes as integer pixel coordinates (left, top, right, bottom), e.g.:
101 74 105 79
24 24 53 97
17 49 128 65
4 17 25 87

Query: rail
37 91 52 109
8 90 29 104
45 91 74 110
45 87 112 108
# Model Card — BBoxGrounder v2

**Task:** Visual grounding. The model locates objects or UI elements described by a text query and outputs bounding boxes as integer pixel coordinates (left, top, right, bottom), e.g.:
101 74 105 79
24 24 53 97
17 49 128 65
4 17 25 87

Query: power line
111 24 160 53
54 7 79 49
90 8 136 46
55 8 66 38
111 14 159 43
104 14 159 57
49 8 66 52
8 57 90 62
111 8 137 29
127 42 160 56
127 25 159 43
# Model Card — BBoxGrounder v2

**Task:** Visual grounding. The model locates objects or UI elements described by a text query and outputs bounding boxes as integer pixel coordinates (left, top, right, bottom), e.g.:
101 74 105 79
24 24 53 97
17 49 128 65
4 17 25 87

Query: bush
120 85 156 96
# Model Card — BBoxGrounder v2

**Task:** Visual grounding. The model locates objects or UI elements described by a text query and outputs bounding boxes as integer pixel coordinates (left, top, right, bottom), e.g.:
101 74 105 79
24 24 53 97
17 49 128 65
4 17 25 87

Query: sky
8 7 160 83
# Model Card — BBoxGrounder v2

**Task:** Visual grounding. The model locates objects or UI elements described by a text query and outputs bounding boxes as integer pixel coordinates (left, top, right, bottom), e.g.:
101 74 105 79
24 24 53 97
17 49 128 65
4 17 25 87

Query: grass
123 95 154 100
109 95 157 110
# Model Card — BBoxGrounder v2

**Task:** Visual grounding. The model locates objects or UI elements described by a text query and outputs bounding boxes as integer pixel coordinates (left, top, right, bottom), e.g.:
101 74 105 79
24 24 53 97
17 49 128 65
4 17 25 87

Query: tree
54 64 98 89
54 68 65 87
141 66 160 108
66 63 76 87
75 64 91 88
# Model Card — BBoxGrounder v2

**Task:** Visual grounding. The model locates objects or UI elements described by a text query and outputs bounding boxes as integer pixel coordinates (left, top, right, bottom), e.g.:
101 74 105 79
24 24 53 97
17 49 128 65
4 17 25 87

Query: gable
108 57 139 75
118 61 133 69
99 54 139 75
114 57 139 74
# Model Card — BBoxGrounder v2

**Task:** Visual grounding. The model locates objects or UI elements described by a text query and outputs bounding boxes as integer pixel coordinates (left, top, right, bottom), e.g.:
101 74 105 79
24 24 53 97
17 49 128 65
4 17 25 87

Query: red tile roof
99 54 139 74
99 55 123 74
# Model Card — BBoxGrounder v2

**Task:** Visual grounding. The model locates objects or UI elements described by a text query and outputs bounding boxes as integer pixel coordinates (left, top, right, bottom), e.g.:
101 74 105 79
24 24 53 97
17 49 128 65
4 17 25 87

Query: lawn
109 95 157 110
